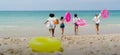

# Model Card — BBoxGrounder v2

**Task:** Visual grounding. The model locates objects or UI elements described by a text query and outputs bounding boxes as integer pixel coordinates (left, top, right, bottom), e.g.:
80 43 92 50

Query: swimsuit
60 23 65 28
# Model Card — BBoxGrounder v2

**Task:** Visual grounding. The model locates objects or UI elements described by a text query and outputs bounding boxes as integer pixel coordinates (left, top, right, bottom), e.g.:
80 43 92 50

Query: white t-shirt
46 17 56 29
47 17 56 25
73 17 79 23
92 14 101 24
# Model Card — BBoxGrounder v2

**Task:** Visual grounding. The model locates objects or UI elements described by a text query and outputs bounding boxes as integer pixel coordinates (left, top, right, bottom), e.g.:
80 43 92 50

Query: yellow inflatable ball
29 37 62 52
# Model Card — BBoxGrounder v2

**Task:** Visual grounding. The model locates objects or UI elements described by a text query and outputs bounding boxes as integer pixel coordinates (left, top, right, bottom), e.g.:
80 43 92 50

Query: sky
0 0 120 11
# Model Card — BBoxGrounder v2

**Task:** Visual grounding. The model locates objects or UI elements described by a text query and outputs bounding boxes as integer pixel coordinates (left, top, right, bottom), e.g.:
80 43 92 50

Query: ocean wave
0 25 18 28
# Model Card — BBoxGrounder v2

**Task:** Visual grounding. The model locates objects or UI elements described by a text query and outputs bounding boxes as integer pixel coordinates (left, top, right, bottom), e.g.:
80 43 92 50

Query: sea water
0 10 120 36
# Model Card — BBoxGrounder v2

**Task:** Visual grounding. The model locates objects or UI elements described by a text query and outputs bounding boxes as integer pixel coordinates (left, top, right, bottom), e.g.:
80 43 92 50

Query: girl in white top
73 14 79 35
46 17 56 29
92 13 101 35
44 13 56 37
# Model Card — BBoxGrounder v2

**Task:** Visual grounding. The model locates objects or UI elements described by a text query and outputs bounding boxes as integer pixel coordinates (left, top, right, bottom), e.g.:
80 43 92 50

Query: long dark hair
49 13 55 17
74 13 78 18
60 16 64 20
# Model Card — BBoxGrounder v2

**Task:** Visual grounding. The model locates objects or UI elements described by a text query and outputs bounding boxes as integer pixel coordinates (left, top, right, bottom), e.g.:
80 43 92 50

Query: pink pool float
75 18 87 26
101 9 109 18
65 12 71 22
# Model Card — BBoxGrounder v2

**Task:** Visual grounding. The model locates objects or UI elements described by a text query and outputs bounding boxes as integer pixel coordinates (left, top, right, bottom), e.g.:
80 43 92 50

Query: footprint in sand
110 39 113 42
7 48 14 54
89 42 93 44
90 51 94 54
3 37 10 39
0 53 3 55
4 42 8 45
114 45 117 47
114 53 117 55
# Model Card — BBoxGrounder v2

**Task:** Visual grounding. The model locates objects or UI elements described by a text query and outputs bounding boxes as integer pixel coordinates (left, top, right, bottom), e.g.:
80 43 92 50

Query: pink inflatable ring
75 18 87 26
101 9 109 18
65 12 71 22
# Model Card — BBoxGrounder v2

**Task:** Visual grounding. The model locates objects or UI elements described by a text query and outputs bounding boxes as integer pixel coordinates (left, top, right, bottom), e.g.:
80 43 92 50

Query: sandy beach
0 0 120 54
0 34 120 55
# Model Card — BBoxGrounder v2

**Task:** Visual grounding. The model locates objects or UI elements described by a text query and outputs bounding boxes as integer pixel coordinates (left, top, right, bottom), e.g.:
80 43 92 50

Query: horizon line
0 9 120 11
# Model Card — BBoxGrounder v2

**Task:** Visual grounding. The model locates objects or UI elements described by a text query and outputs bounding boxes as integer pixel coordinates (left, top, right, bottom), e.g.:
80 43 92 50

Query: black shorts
96 23 99 26
74 23 78 26
60 23 65 28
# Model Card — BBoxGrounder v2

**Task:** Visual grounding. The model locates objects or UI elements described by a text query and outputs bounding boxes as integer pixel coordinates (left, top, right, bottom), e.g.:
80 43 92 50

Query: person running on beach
92 13 101 35
60 16 65 36
44 13 57 37
73 14 79 35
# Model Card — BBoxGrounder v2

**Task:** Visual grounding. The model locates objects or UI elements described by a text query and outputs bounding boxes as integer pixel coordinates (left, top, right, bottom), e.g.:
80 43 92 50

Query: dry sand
0 34 120 55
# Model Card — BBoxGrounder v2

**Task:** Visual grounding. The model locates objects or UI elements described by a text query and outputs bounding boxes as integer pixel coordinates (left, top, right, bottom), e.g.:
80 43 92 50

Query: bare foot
97 32 99 35
52 35 55 37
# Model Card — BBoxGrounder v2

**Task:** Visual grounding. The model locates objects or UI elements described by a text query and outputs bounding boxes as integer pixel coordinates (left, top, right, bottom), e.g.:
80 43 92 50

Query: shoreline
0 24 120 37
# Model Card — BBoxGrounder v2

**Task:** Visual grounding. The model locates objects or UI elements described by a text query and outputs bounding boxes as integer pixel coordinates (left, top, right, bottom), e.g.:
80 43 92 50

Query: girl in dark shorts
92 14 101 35
73 14 79 35
60 16 65 36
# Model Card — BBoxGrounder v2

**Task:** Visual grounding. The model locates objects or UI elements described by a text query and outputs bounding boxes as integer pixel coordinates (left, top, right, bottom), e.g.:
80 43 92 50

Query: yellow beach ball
29 37 62 52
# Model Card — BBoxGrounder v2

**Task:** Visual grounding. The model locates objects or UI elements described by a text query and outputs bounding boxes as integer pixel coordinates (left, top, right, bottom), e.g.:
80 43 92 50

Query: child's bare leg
97 25 99 31
52 29 55 37
75 26 78 35
76 26 78 35
49 29 52 33
74 26 77 35
96 25 99 35
62 28 64 35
